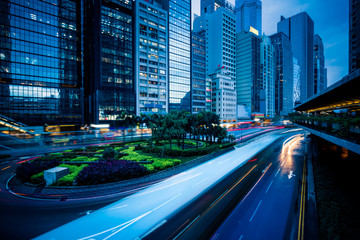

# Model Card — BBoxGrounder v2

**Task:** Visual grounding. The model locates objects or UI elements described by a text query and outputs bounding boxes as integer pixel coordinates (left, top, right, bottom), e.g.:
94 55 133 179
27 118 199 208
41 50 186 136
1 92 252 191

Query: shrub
172 159 182 166
143 164 154 172
30 171 44 184
16 158 60 182
135 144 145 151
102 147 115 160
76 160 147 185
56 164 88 186
117 152 129 159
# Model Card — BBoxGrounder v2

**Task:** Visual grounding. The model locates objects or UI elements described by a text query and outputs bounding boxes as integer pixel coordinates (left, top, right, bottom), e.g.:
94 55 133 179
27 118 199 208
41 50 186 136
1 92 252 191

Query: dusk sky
192 0 349 86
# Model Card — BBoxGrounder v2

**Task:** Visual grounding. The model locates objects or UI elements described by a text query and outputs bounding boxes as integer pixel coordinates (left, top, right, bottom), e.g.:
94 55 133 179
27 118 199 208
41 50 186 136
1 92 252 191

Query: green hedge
30 171 44 184
55 164 88 186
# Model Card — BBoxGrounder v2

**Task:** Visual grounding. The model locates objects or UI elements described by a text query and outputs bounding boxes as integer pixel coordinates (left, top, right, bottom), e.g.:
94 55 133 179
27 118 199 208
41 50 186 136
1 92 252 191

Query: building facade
236 31 262 119
157 0 192 112
234 0 262 34
270 32 294 115
314 34 326 94
349 0 360 73
201 0 235 15
277 12 314 104
0 0 83 125
135 0 168 115
194 6 236 82
83 0 135 124
209 67 236 122
260 36 275 118
293 57 301 106
191 30 207 114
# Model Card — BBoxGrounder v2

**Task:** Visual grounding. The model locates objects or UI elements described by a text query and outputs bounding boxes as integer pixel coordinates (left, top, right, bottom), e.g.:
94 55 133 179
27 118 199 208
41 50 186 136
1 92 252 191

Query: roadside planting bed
15 140 234 186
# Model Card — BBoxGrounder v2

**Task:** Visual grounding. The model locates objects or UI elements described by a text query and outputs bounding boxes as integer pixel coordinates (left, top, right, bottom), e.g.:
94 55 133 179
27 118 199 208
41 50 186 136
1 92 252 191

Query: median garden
15 111 236 186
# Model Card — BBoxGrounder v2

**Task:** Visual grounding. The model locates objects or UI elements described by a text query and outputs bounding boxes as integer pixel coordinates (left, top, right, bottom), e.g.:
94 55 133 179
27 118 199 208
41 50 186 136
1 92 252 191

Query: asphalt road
212 133 309 240
144 129 310 240
0 127 288 240
34 130 293 240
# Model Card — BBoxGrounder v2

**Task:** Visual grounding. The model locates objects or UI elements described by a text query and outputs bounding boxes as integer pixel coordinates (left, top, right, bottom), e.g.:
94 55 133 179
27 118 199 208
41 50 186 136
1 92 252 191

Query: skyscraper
314 34 327 94
278 12 314 104
260 36 275 118
192 30 207 114
236 31 262 118
349 0 360 73
158 0 192 111
201 0 235 15
83 0 135 124
135 0 168 115
270 32 294 115
0 0 83 125
194 5 236 81
234 0 262 34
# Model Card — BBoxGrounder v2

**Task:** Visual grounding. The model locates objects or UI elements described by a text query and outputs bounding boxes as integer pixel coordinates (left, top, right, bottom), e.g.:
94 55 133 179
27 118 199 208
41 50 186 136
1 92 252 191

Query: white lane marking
275 168 281 177
79 194 182 240
135 173 202 196
108 205 128 211
239 234 244 240
249 200 262 222
173 215 200 240
265 180 273 193
0 144 13 150
137 219 167 239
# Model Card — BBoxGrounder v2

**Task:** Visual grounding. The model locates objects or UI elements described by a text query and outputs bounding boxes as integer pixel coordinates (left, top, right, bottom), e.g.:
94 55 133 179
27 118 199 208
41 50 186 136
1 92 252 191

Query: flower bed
16 139 234 186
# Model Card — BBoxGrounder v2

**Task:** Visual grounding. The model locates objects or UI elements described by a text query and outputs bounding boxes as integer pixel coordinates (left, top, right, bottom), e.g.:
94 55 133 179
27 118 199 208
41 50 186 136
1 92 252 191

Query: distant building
349 0 360 73
314 34 327 94
234 0 262 34
194 6 236 82
192 30 207 114
260 36 275 118
206 77 212 111
278 12 314 103
236 31 262 118
293 58 301 106
201 0 235 15
270 32 294 115
209 67 237 122
135 0 168 115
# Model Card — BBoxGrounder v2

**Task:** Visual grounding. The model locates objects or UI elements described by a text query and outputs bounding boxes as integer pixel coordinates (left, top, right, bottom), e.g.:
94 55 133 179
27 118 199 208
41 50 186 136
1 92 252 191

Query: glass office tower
159 0 192 111
83 0 135 124
192 30 206 114
0 0 82 125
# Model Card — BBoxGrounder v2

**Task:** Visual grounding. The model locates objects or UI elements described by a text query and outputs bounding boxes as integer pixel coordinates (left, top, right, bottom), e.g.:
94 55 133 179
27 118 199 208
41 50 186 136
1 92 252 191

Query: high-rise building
270 32 294 115
0 0 83 125
314 34 327 94
209 67 236 122
293 57 301 106
134 0 168 115
260 36 275 118
83 0 135 124
234 0 262 34
277 12 314 104
349 0 360 73
236 31 262 118
206 77 212 111
201 0 235 15
158 0 192 112
194 6 236 82
192 30 207 114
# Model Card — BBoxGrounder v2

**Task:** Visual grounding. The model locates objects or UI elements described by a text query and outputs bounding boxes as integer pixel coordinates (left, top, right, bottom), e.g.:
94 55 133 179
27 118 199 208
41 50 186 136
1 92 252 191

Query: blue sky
192 0 349 86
